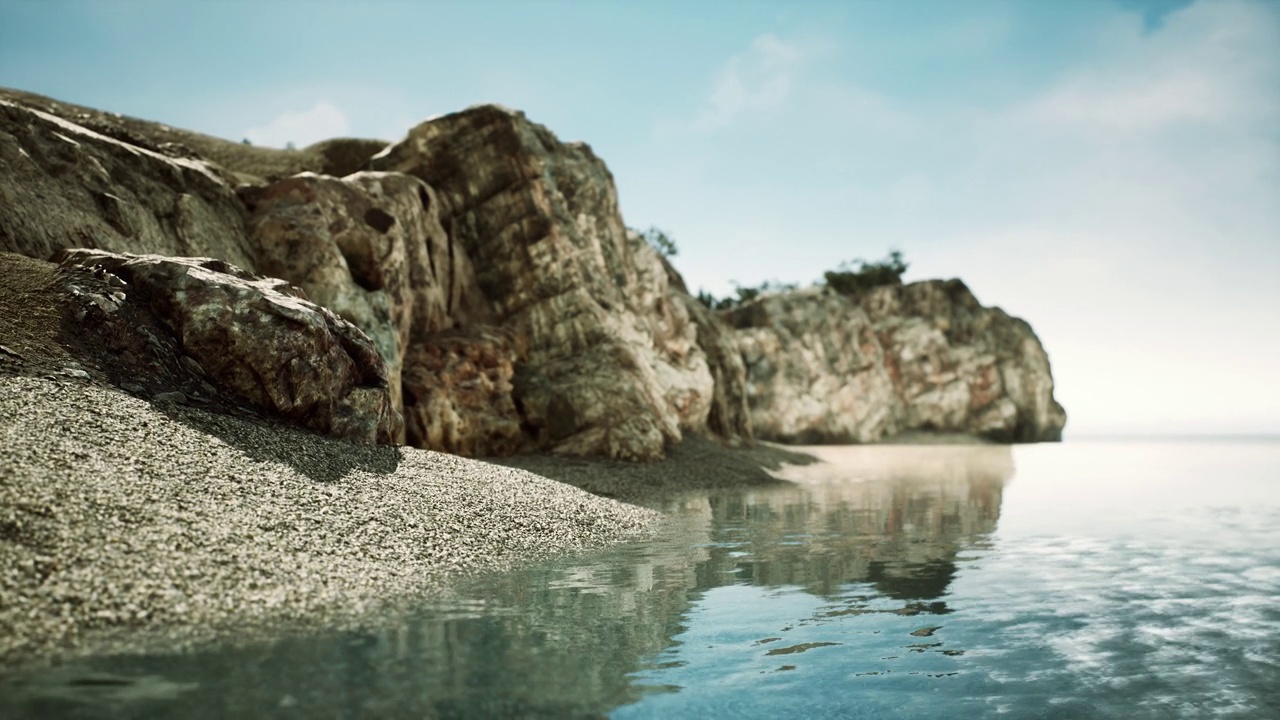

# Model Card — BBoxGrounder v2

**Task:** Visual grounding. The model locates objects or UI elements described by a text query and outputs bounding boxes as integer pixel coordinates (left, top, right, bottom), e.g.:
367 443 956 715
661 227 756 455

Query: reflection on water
2 442 1278 719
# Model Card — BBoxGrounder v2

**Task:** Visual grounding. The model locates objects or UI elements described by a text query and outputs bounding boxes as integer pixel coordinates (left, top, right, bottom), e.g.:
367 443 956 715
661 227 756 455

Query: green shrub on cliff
696 279 798 310
629 226 678 258
823 250 908 296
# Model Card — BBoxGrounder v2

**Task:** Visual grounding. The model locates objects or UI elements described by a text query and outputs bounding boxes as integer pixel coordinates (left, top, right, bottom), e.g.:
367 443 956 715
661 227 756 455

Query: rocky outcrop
58 249 400 444
369 105 717 460
241 171 491 444
0 100 257 267
402 328 524 457
0 87 390 185
728 281 1066 443
1 87 1064 456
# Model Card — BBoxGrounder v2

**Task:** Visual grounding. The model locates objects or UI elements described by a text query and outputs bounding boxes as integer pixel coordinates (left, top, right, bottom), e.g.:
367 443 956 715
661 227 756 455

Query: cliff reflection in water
690 445 1011 601
3 446 1012 719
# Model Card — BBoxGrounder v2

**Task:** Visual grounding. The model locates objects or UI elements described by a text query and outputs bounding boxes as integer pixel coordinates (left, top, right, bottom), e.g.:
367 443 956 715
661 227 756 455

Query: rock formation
369 105 718 460
728 280 1066 444
59 249 400 444
0 87 1065 456
0 99 256 268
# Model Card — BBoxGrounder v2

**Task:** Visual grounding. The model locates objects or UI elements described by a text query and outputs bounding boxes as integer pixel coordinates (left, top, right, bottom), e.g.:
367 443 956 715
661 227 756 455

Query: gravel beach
0 375 663 669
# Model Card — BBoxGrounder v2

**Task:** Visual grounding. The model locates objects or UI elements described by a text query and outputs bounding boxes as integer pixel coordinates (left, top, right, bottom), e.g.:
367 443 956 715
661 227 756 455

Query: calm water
3 440 1279 719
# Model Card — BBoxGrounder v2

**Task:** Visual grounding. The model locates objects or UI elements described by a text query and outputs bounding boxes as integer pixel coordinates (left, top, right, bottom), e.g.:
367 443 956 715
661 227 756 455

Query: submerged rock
58 249 400 444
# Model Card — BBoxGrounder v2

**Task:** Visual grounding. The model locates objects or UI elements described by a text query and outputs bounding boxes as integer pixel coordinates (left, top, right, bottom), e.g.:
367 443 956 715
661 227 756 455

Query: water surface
3 440 1278 718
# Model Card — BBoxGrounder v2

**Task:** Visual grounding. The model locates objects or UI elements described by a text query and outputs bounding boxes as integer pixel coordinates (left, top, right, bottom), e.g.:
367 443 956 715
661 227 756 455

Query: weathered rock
861 280 1066 442
401 327 524 457
0 100 257 268
680 294 753 442
728 281 1065 444
243 170 491 445
57 249 400 444
729 288 900 443
0 88 391 185
369 105 716 459
307 138 392 179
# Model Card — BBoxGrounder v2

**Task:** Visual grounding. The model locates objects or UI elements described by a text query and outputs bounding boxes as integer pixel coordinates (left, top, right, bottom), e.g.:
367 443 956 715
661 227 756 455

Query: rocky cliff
0 87 1064 457
728 281 1066 443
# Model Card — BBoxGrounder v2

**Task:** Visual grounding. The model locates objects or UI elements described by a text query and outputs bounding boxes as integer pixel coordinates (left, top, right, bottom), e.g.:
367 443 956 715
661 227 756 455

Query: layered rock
58 249 400 444
369 105 717 460
0 88 1065 456
242 171 492 444
0 100 256 267
728 280 1065 443
862 280 1065 442
0 87 390 185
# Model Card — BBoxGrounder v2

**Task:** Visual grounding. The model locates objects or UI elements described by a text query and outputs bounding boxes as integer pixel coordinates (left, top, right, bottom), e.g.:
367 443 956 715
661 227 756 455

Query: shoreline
0 365 1002 672
0 374 665 670
0 374 822 671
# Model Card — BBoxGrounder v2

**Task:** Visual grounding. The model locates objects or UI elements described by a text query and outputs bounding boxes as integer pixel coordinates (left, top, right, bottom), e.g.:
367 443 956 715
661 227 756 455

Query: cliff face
0 88 1064 455
729 280 1066 444
368 106 718 460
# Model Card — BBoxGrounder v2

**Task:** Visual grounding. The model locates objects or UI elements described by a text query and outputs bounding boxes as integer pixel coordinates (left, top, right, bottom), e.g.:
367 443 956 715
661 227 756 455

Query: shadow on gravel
160 401 402 484
492 434 816 505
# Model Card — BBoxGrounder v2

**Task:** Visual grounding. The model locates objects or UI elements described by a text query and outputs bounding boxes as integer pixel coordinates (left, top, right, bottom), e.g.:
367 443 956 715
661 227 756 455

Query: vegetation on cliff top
695 250 910 310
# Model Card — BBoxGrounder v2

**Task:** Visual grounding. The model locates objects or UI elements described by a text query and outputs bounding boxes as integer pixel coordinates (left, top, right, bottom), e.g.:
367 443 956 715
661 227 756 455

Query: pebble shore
0 375 660 668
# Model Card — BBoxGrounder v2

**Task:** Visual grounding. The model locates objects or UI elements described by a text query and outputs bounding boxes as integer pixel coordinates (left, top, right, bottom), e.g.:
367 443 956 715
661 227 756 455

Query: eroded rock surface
0 100 257 267
370 105 716 459
243 171 491 443
729 281 1065 443
58 249 400 444
402 328 524 456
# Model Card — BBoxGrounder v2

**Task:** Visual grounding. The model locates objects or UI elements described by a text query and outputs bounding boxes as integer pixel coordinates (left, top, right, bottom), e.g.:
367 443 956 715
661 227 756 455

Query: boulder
369 105 716 459
57 249 400 444
727 281 1065 443
242 170 492 445
0 99 256 268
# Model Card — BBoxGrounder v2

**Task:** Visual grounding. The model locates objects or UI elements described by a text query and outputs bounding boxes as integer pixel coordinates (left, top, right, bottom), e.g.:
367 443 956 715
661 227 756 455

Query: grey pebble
151 390 187 405
0 375 660 669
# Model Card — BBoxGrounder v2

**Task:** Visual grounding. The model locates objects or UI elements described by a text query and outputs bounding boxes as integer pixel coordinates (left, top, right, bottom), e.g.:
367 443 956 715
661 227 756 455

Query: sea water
3 439 1278 719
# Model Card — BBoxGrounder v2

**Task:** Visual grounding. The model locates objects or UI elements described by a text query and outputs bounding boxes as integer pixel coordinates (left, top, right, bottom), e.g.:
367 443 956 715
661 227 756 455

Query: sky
1 0 1277 436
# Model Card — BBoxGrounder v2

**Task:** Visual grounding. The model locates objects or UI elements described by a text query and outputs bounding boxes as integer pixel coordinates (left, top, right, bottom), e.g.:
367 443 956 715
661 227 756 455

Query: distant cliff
0 87 1064 457
727 282 1065 444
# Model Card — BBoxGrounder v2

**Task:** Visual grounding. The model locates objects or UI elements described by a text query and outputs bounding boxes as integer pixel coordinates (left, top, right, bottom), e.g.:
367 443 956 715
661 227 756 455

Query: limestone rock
728 281 1065 443
0 87 390 185
728 288 900 443
0 100 257 268
370 105 716 459
861 280 1066 442
401 328 524 457
678 293 752 442
242 170 491 445
57 249 400 444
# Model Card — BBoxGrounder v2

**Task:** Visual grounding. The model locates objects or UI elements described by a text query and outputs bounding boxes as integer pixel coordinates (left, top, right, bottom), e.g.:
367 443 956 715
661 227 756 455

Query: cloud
653 0 1279 431
242 102 351 148
691 33 804 130
1022 1 1279 134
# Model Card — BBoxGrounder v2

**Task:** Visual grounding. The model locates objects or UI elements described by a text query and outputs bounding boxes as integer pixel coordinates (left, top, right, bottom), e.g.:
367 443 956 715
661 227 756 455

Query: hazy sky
2 0 1277 435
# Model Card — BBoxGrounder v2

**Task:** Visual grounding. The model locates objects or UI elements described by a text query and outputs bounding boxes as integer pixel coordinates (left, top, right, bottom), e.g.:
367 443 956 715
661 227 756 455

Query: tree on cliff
823 250 909 296
630 226 678 258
